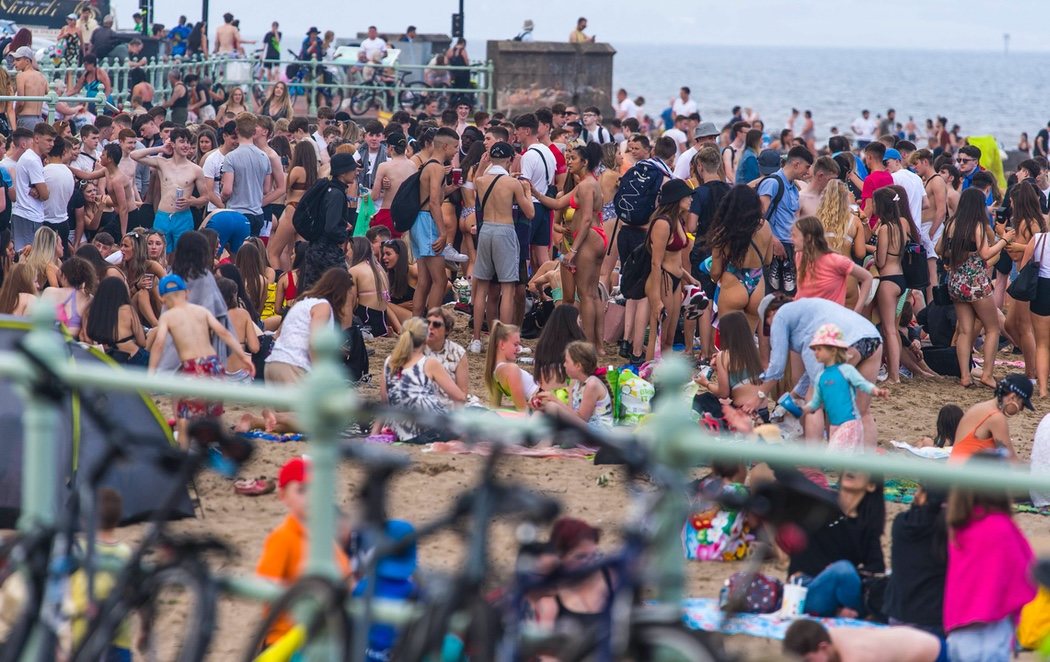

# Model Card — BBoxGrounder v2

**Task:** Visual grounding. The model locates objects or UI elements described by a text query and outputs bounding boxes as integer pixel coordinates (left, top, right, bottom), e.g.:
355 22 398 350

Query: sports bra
284 270 298 301
56 291 83 329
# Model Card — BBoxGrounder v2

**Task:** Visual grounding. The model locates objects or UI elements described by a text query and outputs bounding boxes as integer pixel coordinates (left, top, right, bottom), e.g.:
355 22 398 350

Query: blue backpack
613 158 671 226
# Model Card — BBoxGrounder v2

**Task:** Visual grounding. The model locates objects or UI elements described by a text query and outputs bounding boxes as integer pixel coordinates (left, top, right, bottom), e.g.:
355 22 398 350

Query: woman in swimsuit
40 257 96 341
275 241 306 315
235 241 281 332
83 276 149 367
1002 182 1045 381
644 179 696 361
707 185 773 332
348 236 394 337
119 231 166 327
217 276 262 382
266 141 316 272
531 142 607 349
949 376 1030 463
217 86 249 119
259 81 293 121
597 143 621 293
938 188 1014 388
693 310 769 423
872 188 914 384
457 141 485 278
381 238 417 325
484 321 540 411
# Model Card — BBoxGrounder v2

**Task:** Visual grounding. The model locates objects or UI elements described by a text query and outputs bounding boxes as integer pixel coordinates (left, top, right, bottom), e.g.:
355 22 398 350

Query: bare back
830 626 941 662
16 69 47 117
474 172 530 224
377 156 416 210
158 303 220 361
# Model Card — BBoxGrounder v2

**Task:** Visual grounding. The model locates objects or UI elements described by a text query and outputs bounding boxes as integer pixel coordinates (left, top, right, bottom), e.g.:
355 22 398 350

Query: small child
65 488 133 660
539 340 612 429
351 520 420 661
256 457 351 651
148 274 254 445
914 404 964 449
804 323 889 452
683 461 753 562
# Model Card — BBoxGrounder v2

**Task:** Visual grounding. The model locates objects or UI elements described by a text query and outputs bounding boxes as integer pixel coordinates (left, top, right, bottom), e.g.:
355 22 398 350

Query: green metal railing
0 92 124 123
12 305 1050 656
32 53 494 118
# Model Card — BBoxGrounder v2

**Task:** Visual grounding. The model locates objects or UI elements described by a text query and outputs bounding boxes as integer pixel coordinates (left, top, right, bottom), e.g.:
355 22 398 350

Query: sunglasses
956 157 975 164
428 320 444 329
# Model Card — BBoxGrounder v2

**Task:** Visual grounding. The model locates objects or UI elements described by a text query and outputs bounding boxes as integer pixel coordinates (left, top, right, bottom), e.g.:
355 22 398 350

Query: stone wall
485 41 616 117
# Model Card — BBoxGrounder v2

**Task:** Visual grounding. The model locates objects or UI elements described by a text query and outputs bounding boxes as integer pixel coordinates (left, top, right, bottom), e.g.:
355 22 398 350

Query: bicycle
0 338 255 662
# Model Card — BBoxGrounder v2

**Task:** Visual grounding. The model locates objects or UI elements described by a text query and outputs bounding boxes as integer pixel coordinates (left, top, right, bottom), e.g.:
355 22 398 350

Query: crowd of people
5 17 1050 656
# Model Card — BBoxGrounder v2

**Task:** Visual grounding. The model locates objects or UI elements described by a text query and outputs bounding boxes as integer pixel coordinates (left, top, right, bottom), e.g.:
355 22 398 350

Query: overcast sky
113 0 1044 52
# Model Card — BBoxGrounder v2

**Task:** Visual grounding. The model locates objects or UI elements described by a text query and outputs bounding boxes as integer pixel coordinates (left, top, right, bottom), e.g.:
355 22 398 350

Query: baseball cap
883 148 902 162
693 121 718 138
490 141 514 159
376 519 418 579
157 274 187 295
998 374 1034 411
757 149 782 175
12 46 34 61
278 456 309 488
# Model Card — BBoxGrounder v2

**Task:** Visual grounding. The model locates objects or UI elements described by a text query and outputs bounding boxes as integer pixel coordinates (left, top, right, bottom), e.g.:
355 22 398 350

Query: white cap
12 46 34 61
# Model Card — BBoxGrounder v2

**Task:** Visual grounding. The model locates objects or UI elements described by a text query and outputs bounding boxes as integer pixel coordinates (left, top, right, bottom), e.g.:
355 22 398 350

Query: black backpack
759 173 787 221
292 178 337 241
613 159 670 226
390 159 439 233
902 240 930 290
342 324 370 382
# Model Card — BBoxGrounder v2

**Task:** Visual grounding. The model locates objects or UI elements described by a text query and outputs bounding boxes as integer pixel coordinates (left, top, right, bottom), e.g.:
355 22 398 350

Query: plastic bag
354 193 376 237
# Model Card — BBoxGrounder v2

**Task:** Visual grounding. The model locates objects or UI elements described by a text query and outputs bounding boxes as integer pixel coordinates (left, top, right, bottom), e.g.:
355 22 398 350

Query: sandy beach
124 311 1050 660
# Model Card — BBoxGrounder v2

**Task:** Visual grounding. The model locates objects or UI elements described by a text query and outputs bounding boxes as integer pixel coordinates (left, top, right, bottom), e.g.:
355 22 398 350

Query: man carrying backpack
412 127 461 316
580 106 613 145
758 145 812 295
613 135 676 262
298 152 358 292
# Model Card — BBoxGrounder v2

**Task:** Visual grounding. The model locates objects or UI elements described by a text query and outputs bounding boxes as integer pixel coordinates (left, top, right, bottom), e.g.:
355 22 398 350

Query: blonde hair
388 317 427 375
484 321 520 407
23 226 58 289
815 180 853 256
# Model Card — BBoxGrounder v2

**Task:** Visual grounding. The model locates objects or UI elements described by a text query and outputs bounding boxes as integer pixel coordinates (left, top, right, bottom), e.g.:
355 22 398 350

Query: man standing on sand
759 145 812 295
514 113 556 273
254 116 287 235
132 127 223 250
221 114 273 236
885 147 927 228
372 132 415 238
98 143 131 239
851 109 878 149
11 123 54 249
469 141 535 352
859 142 893 228
673 121 719 179
579 107 611 145
721 121 750 185
912 148 948 292
214 13 241 55
615 89 639 122
671 87 697 118
412 128 460 316
203 121 238 213
783 619 942 662
13 48 47 131
662 115 690 155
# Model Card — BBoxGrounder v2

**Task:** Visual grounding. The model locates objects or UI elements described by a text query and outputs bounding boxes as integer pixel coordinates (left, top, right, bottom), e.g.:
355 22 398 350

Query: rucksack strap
762 175 786 221
528 146 551 187
479 174 504 221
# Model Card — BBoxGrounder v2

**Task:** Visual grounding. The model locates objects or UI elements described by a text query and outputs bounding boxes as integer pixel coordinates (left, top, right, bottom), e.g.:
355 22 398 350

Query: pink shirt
861 170 894 228
795 252 854 306
944 510 1035 632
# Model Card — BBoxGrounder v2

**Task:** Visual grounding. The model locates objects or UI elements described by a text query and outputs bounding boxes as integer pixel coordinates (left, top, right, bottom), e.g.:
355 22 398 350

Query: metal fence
32 53 494 118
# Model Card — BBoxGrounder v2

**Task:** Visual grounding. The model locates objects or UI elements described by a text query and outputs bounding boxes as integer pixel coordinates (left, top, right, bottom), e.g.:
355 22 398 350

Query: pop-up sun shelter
0 318 194 527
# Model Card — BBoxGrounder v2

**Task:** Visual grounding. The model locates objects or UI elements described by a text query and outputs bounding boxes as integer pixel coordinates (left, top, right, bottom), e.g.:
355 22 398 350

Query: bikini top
655 217 689 252
56 290 82 329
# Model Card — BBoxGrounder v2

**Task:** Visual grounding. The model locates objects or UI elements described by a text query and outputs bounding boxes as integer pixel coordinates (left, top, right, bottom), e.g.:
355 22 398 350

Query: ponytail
388 317 427 375
484 321 520 407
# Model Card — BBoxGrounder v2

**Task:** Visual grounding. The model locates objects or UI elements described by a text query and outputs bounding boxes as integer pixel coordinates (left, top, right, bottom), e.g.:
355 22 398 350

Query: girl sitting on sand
913 404 964 448
484 321 540 411
538 341 612 430
693 311 768 426
804 323 889 453
682 460 753 562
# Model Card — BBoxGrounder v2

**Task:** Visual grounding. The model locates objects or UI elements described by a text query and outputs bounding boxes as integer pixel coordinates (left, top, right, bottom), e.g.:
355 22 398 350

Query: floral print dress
682 477 754 562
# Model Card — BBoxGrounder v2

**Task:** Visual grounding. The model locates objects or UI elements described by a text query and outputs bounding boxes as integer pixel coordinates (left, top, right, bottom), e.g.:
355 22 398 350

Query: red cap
277 457 309 488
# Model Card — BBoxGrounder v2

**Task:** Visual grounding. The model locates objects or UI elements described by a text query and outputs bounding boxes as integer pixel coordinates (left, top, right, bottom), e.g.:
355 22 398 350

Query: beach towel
238 429 306 443
889 440 952 460
680 597 882 639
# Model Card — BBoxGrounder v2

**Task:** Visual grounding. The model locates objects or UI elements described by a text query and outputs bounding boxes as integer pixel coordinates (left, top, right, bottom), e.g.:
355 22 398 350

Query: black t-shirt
883 503 947 632
688 180 730 265
211 83 226 112
66 186 86 226
788 511 885 578
1036 129 1049 157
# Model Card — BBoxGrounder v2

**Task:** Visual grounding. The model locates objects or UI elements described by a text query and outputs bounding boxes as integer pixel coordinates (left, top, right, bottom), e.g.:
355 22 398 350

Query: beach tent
0 318 193 528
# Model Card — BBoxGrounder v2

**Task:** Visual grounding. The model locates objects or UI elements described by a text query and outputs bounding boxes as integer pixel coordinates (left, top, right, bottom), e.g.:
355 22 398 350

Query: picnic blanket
681 598 882 639
425 441 595 459
881 478 1050 516
239 429 305 443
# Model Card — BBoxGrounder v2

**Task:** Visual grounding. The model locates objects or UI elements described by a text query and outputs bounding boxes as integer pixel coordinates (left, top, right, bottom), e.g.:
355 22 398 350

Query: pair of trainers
442 245 469 263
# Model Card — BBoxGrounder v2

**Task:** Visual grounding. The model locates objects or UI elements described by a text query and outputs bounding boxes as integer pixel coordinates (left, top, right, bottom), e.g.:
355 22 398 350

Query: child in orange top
256 457 351 648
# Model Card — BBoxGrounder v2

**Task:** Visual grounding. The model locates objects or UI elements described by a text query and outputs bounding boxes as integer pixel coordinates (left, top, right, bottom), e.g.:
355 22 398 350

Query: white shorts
921 221 943 258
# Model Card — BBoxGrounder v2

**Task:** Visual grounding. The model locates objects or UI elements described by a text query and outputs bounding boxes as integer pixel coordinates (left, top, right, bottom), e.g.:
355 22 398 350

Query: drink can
175 187 184 201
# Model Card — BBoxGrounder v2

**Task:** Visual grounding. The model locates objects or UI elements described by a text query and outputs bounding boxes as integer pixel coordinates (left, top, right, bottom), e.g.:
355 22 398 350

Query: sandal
234 478 276 496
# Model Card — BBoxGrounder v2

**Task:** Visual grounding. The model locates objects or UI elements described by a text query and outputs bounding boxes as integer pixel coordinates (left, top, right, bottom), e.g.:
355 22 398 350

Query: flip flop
234 478 276 496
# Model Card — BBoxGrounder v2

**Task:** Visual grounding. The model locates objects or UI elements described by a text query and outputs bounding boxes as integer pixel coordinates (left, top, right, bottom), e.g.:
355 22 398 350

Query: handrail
0 92 123 122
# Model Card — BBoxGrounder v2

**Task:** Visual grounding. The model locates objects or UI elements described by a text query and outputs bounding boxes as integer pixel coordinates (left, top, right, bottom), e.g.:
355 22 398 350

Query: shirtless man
149 273 253 446
98 143 132 238
12 48 47 130
254 116 286 234
798 156 840 218
911 148 948 298
469 141 534 348
411 127 460 316
131 127 223 251
214 13 241 55
783 619 942 662
373 132 416 238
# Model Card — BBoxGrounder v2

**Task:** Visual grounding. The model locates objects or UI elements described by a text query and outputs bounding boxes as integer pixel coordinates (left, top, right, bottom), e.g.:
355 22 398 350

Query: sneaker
767 259 781 291
781 267 796 295
899 366 913 380
442 245 469 263
682 285 709 320
618 340 631 359
468 339 483 354
877 365 888 382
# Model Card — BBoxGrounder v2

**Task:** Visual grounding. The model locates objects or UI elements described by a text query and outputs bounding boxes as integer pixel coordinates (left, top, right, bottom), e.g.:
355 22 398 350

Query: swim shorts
176 355 225 419
154 209 194 252
370 208 402 239
410 210 439 258
474 222 519 283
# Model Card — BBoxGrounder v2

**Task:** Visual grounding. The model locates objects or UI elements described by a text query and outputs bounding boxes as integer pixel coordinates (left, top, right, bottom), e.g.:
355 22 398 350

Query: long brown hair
794 216 831 285
946 483 1012 530
234 242 266 315
299 267 353 325
0 263 35 314
291 140 319 189
718 311 763 386
944 188 993 268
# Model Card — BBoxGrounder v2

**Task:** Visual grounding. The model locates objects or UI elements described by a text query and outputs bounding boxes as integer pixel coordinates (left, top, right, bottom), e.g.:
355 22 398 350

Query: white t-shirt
520 143 556 203
851 116 878 142
359 37 388 59
12 150 46 222
71 152 97 174
663 128 688 152
890 168 926 228
617 97 639 120
202 149 226 212
267 297 334 371
673 146 698 179
42 164 75 225
672 97 698 118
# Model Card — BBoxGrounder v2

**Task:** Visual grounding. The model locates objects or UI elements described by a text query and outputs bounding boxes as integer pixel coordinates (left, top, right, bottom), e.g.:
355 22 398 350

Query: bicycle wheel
240 575 349 662
624 624 724 662
398 82 430 111
350 90 375 116
72 560 217 662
